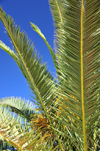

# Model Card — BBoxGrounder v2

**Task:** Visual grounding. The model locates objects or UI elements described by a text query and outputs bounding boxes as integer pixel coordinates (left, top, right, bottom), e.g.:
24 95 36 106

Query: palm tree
0 0 100 150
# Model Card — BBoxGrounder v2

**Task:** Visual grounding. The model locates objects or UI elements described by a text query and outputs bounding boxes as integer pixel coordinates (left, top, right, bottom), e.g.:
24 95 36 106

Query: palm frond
0 97 34 121
50 0 100 150
0 108 60 151
0 107 29 150
0 7 55 112
30 22 59 74
0 7 64 150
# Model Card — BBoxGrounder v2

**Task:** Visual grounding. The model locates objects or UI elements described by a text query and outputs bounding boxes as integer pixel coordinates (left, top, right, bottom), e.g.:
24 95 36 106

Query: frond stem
81 1 87 150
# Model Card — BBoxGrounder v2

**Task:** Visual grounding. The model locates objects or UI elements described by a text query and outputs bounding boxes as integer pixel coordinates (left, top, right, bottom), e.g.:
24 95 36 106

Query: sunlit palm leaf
0 7 64 150
50 0 100 150
0 108 28 151
0 97 34 121
0 7 56 113
0 108 59 150
30 23 59 74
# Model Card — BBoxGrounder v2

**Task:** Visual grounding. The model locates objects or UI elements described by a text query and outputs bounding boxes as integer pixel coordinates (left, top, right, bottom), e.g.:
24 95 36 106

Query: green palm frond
0 7 64 150
0 97 34 121
50 0 100 150
30 23 58 73
0 108 59 151
0 107 29 151
0 7 55 111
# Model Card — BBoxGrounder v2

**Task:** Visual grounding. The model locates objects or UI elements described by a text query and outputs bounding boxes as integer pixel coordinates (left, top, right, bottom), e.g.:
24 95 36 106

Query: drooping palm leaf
0 97 34 121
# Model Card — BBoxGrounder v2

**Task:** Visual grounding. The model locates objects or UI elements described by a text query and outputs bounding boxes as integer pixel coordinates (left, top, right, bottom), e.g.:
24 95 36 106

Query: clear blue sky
0 0 56 101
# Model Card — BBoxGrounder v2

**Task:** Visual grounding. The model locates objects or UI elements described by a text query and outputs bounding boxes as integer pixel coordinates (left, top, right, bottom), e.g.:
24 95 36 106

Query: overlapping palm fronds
0 0 100 150
0 101 60 150
0 97 34 150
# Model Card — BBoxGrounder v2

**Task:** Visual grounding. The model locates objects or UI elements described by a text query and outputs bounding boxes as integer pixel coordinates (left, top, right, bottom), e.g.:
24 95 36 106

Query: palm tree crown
0 0 100 150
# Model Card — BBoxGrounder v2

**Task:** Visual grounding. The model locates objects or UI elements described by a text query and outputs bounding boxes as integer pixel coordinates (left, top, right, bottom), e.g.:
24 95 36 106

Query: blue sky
0 0 56 101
